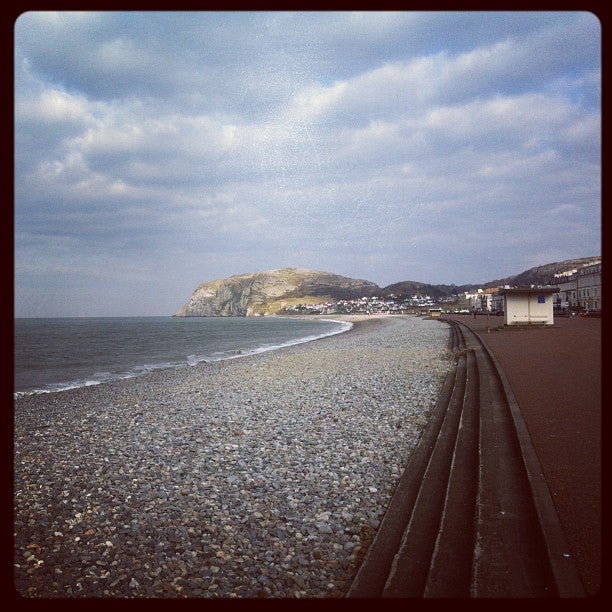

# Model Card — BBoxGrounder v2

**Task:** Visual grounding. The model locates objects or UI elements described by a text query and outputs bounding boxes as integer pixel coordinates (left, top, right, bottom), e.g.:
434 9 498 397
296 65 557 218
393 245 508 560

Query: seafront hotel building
553 261 602 313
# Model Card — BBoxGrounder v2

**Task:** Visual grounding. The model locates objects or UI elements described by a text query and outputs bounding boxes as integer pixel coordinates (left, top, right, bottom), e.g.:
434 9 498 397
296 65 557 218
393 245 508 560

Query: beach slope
14 314 451 598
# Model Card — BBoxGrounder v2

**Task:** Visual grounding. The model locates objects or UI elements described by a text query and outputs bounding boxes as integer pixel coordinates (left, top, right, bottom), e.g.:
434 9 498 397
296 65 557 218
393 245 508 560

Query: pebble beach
14 314 452 599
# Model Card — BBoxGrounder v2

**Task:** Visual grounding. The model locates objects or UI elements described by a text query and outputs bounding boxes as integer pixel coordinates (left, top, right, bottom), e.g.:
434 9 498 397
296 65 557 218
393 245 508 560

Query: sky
14 11 601 317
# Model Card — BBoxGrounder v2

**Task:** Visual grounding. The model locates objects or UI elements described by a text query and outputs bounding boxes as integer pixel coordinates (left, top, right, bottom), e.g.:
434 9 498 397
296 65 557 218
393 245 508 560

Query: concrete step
345 350 463 597
382 349 470 597
346 318 585 599
423 348 479 597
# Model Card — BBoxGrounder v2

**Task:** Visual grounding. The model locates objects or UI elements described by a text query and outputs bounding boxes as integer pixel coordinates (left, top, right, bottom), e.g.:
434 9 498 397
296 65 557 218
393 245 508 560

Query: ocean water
14 316 352 396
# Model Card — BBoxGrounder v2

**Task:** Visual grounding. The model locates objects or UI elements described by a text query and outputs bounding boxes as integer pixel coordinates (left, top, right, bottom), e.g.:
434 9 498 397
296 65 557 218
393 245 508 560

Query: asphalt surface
441 313 602 596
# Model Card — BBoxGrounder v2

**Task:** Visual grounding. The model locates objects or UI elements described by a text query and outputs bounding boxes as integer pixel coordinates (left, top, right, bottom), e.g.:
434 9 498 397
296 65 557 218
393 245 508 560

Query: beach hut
500 287 559 326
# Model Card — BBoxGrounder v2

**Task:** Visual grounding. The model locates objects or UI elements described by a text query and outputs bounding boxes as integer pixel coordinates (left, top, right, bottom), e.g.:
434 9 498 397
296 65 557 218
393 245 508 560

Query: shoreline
14 314 452 598
14 316 357 399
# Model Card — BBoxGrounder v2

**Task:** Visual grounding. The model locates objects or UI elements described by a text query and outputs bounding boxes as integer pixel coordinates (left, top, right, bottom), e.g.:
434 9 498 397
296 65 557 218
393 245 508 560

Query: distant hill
489 256 601 288
175 257 600 316
381 281 476 299
174 268 379 317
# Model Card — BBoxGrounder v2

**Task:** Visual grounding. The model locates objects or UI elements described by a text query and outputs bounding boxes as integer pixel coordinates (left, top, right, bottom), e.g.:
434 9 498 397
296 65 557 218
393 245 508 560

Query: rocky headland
174 268 380 317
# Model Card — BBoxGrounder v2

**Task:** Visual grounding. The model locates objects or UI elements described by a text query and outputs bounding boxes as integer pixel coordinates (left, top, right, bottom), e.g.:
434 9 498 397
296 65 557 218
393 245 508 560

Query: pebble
14 315 452 598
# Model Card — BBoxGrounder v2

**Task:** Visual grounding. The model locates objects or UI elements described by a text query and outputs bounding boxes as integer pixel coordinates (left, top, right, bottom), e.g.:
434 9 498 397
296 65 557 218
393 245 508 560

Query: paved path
441 314 601 596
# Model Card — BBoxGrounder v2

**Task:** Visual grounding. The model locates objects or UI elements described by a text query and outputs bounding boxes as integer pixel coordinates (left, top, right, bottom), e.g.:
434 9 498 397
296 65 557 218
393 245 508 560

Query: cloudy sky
14 11 601 317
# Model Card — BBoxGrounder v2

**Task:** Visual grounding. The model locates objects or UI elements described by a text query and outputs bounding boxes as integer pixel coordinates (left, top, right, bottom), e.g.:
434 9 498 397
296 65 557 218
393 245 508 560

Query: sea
14 316 352 397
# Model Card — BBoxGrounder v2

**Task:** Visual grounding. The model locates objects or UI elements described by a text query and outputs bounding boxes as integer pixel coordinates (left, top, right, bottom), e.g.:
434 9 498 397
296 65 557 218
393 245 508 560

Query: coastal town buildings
455 289 483 312
281 294 436 316
282 259 601 317
455 287 503 314
552 261 602 313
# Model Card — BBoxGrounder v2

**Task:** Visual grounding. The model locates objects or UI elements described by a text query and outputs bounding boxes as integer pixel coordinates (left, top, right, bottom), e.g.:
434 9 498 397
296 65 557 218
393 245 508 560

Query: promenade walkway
442 313 602 596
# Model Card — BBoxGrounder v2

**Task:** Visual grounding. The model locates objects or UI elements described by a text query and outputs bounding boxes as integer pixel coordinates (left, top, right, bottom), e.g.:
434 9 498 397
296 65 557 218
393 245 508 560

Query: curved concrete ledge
346 357 461 598
347 317 587 598
448 318 585 598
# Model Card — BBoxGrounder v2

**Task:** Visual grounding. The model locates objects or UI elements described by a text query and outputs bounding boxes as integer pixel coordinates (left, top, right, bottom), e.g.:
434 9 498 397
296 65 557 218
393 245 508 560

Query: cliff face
174 267 380 317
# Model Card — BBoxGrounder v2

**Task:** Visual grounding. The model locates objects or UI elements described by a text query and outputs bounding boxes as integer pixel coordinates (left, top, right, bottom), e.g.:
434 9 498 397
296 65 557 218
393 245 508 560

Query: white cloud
14 11 601 314
18 88 91 124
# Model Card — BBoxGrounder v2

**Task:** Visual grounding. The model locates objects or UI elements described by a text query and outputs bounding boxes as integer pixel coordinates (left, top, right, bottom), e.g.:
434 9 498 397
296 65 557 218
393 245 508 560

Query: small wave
206 319 353 361
14 379 103 397
14 319 353 397
187 354 209 366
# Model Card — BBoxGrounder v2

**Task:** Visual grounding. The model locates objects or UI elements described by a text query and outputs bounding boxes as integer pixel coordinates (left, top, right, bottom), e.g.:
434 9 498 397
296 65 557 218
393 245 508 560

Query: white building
553 262 601 312
491 289 508 314
500 287 559 326
457 289 484 311
458 287 501 313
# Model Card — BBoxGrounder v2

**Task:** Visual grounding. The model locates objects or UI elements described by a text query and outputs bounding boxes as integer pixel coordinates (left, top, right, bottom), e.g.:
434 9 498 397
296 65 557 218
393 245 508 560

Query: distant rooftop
500 287 560 295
